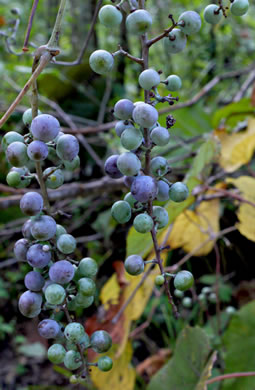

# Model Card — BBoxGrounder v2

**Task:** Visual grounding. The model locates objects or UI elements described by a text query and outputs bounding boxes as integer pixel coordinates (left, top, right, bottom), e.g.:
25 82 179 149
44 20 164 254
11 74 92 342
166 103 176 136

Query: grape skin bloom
31 114 60 142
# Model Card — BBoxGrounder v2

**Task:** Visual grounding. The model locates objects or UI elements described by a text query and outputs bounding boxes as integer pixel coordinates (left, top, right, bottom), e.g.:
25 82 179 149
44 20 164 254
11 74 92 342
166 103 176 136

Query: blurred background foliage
0 0 255 389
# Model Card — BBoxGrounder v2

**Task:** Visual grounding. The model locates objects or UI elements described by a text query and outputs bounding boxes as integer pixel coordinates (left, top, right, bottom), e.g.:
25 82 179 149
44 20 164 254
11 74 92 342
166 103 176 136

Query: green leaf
222 301 255 390
196 351 217 390
212 98 255 129
147 326 212 390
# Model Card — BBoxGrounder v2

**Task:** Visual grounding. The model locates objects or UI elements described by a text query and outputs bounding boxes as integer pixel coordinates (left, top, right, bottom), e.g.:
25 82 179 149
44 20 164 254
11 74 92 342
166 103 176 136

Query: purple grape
56 134 79 162
104 155 123 179
31 215 57 240
25 271 45 291
157 180 170 202
123 176 135 188
22 219 34 240
38 319 60 339
131 175 158 203
27 140 48 161
14 238 29 261
26 244 51 268
31 114 60 142
18 290 42 318
114 99 134 120
49 260 75 284
20 192 43 216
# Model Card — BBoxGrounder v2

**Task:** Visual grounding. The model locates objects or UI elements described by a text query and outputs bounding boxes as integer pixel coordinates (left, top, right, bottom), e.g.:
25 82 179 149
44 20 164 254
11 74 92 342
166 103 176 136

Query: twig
206 372 255 385
167 226 237 272
147 20 177 47
53 0 103 66
159 62 255 114
97 77 112 124
111 265 154 324
23 0 39 51
233 69 255 102
214 243 221 334
112 46 144 65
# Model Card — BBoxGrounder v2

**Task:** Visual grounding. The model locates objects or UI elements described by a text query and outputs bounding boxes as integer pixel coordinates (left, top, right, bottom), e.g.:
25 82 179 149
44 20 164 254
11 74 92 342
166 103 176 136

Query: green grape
150 126 170 146
64 322 85 343
10 167 31 188
78 257 98 278
75 293 94 309
152 206 169 229
117 152 141 176
45 283 66 305
111 200 131 224
78 277 96 296
63 156 80 171
55 224 67 240
98 356 113 372
203 4 222 24
79 333 90 349
90 330 112 353
64 350 82 370
57 234 76 254
126 9 152 35
165 75 182 91
198 293 206 302
230 0 249 16
1 131 24 152
89 50 114 75
124 192 142 209
169 182 189 202
174 271 194 291
124 255 144 276
120 126 143 150
133 213 153 233
138 69 160 91
150 156 169 177
178 11 201 35
44 168 64 189
174 289 184 298
48 344 66 364
164 28 187 54
99 5 122 27
155 275 165 286
182 297 192 308
6 171 21 187
22 108 42 126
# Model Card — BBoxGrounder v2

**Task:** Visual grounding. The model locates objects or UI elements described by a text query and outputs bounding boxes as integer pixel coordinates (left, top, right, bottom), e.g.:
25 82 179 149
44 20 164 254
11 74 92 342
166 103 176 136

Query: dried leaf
227 176 255 241
215 119 255 172
167 198 220 256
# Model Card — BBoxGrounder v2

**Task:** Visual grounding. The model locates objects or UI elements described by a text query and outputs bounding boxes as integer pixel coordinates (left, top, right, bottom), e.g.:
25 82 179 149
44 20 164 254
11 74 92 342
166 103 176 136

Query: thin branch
53 0 103 66
23 0 39 51
233 69 255 102
147 20 177 48
159 62 255 115
47 0 67 48
112 46 144 65
206 372 255 385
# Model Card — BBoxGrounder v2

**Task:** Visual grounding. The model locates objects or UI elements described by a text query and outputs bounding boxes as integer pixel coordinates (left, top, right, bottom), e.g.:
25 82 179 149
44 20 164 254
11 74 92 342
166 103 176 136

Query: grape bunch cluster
2 110 113 380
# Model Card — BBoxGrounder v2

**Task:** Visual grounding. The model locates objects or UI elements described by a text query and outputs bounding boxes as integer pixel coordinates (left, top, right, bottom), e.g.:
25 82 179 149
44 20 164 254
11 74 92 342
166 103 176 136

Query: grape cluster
2 110 113 380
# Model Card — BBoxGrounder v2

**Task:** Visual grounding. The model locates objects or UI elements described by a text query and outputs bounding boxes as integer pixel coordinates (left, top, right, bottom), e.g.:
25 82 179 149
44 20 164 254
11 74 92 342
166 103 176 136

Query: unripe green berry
203 4 222 24
98 356 113 372
89 50 114 75
169 182 189 203
47 344 66 364
155 275 165 286
90 330 112 353
6 171 21 187
78 277 96 296
182 296 192 308
111 200 131 224
165 75 182 91
230 0 249 16
99 5 122 27
174 289 184 298
133 213 153 233
124 254 144 276
174 271 194 291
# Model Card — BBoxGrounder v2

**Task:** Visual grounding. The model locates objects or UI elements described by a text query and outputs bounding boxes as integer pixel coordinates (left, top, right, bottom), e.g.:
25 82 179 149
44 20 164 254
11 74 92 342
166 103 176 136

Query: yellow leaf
215 119 255 172
91 342 136 390
227 176 255 241
168 199 220 256
100 273 121 310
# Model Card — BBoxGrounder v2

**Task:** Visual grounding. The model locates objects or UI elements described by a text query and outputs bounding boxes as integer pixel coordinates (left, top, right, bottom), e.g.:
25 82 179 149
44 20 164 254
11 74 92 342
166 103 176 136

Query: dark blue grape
26 243 51 268
27 140 48 161
38 319 60 339
20 192 43 216
49 260 75 284
104 155 123 179
131 175 158 202
31 114 60 142
14 238 29 261
18 290 42 318
157 180 170 202
24 271 45 291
